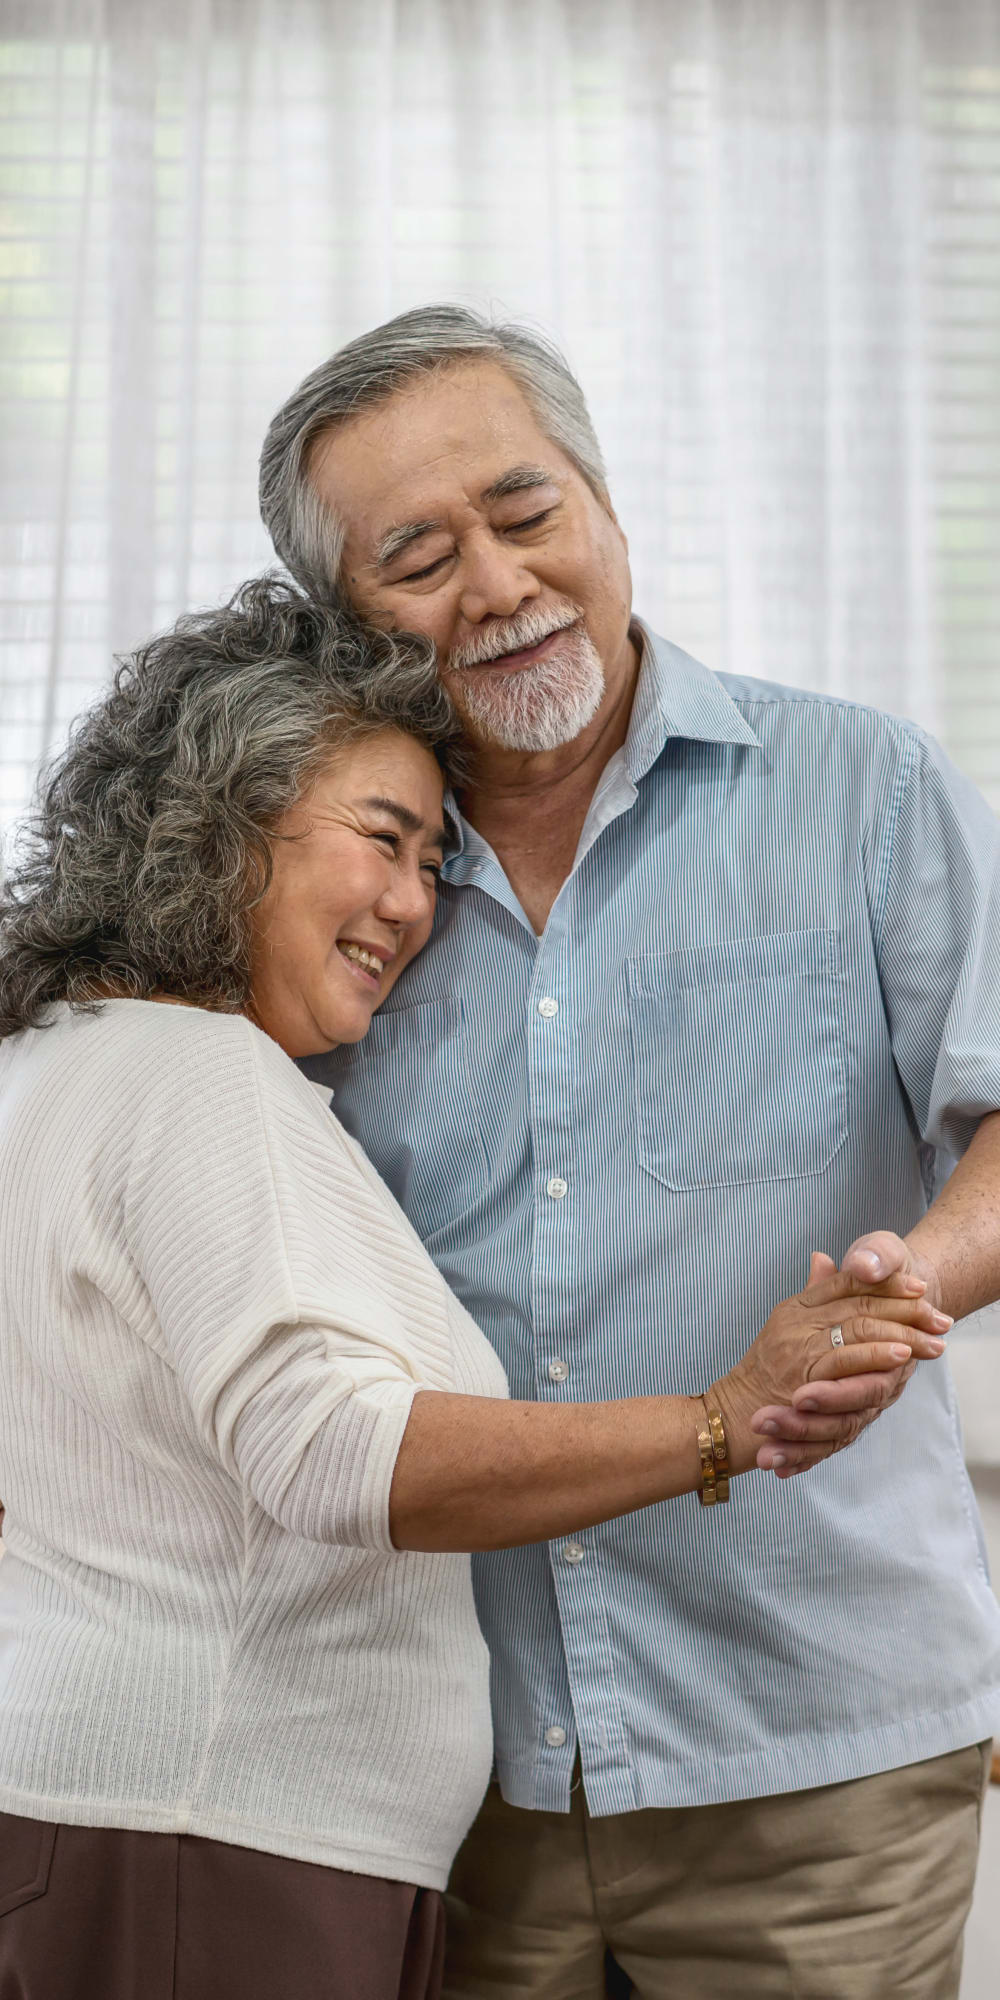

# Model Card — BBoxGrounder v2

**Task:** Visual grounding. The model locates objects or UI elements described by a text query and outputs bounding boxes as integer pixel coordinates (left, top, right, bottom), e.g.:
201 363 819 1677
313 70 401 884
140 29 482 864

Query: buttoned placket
521 763 646 1810
439 727 669 1810
523 901 580 1787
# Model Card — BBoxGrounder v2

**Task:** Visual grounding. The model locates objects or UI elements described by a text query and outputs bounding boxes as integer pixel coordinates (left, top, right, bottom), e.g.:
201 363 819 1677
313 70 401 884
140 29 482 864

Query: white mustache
449 606 578 673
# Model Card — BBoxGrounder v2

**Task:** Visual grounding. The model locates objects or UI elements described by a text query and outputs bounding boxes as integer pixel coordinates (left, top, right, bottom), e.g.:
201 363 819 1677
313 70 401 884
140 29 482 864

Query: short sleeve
122 1014 423 1550
871 729 1000 1155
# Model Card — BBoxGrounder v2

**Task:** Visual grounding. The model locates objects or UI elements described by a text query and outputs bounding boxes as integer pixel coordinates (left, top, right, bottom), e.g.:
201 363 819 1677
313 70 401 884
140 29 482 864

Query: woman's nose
376 865 435 929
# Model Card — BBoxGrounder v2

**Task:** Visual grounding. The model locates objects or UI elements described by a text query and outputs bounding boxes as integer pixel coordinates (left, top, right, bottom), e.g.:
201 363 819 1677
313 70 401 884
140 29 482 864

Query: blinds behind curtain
1 0 998 834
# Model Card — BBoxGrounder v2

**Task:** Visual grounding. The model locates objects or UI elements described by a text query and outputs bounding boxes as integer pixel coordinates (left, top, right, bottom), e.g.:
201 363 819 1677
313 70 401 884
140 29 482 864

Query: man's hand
840 1111 1000 1329
840 1229 943 1311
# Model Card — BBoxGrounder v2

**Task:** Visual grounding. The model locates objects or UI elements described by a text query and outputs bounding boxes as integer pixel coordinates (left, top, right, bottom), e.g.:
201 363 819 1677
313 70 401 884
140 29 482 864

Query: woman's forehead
309 730 445 820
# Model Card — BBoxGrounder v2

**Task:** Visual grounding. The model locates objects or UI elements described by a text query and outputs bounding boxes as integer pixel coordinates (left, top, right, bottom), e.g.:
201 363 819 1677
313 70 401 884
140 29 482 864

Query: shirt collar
441 620 761 874
624 619 761 783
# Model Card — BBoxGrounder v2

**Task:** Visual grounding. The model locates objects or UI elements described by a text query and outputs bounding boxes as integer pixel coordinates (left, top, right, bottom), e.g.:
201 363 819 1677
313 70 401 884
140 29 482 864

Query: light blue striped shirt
312 626 1000 1814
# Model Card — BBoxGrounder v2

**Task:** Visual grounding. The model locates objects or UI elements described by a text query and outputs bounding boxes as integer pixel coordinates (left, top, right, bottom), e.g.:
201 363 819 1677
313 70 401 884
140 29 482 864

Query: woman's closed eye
371 830 441 880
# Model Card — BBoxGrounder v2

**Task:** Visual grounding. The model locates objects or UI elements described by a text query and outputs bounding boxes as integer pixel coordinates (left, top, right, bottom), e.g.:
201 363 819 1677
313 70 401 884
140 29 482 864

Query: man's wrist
902 1239 945 1314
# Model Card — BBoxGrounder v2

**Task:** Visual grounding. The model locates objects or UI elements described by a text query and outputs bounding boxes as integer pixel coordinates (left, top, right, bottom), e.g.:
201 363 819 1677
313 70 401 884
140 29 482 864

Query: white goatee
447 607 605 753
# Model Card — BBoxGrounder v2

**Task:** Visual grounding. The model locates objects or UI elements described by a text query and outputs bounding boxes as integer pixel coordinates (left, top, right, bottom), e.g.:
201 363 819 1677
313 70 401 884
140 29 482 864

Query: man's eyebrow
373 520 445 571
360 796 447 847
372 467 559 570
480 464 559 505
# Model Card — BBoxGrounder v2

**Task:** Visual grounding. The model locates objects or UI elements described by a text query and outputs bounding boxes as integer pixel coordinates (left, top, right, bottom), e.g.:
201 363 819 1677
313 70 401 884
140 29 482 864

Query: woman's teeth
338 942 384 976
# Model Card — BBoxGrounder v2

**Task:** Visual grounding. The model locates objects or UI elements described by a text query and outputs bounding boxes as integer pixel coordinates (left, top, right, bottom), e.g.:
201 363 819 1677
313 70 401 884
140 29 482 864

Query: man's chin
440 624 607 756
447 685 604 757
456 716 599 757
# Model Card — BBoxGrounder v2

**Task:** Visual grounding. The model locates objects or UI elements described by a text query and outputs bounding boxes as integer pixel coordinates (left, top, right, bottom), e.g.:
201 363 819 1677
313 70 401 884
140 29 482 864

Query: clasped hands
712 1232 951 1481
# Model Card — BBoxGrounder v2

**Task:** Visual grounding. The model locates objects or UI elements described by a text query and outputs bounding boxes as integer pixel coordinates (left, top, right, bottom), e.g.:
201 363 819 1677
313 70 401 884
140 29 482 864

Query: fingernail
772 1453 787 1468
760 1420 779 1435
798 1399 818 1413
927 1337 946 1356
931 1312 953 1330
904 1278 926 1294
890 1343 912 1359
867 1257 883 1276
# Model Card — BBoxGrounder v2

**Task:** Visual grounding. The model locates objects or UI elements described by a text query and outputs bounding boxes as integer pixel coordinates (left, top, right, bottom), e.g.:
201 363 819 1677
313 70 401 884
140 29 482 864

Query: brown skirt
0 1811 444 2000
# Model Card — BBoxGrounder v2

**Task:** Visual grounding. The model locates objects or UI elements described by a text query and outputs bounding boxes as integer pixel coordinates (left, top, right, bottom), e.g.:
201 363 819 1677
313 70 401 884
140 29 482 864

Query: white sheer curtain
1 0 999 837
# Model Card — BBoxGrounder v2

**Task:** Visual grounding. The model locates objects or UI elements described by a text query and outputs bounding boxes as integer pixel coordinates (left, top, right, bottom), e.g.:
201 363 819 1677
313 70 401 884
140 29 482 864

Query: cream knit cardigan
0 1000 507 1889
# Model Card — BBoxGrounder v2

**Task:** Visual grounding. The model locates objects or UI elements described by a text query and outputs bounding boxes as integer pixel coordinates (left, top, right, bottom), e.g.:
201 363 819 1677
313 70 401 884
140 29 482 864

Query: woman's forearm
386 1266 948 1552
388 1390 705 1551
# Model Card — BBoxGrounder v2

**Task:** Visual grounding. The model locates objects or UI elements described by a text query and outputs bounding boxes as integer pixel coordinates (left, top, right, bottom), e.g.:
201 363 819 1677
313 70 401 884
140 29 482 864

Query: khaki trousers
443 1742 991 2000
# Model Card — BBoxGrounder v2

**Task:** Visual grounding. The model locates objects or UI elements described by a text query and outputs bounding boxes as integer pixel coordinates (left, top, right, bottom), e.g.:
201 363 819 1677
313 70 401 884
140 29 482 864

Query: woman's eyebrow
360 796 447 847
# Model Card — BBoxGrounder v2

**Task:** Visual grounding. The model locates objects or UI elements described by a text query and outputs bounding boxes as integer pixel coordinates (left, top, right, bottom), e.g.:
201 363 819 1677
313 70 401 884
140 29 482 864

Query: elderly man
259 307 1000 2000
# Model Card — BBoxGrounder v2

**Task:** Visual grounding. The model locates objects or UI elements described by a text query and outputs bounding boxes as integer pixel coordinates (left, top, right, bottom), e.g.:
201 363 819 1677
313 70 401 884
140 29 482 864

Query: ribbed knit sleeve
121 1014 424 1551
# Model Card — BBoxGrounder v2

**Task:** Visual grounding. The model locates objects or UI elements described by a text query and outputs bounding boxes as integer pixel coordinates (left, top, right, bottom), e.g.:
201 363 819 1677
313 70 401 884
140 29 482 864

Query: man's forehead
309 361 562 531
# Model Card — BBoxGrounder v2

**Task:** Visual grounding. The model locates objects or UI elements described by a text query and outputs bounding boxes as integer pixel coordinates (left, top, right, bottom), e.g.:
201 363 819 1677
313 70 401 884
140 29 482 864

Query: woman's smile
336 938 395 987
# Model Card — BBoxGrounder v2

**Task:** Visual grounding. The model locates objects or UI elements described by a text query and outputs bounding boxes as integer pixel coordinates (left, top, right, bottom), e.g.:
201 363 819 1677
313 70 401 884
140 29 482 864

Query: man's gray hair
0 575 456 1038
259 304 608 603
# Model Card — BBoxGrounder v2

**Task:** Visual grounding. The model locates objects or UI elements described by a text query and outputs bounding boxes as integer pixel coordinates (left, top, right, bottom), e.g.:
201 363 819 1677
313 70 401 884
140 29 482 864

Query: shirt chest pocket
351 996 492 1241
626 929 848 1191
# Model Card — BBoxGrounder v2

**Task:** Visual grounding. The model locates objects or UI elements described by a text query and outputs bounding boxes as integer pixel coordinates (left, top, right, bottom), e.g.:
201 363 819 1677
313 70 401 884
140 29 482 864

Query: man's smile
456 625 573 677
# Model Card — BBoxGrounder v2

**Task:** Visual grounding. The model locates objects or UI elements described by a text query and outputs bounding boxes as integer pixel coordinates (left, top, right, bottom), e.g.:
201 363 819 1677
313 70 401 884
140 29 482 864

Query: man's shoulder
712 667 926 757
639 629 932 780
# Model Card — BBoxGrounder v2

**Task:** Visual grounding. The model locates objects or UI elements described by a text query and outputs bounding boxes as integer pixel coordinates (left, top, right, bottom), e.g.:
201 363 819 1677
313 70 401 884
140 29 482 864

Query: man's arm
841 718 1000 1327
782 726 1000 1437
842 1107 1000 1320
765 1138 1000 1444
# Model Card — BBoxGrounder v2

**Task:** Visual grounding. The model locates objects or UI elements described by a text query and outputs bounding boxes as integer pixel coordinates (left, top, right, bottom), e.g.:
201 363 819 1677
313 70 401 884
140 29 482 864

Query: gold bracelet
706 1406 731 1504
696 1418 718 1506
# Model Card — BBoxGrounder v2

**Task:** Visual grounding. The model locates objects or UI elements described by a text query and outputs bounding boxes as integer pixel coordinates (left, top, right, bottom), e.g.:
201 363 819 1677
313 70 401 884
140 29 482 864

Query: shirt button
546 1176 568 1200
548 1357 569 1382
544 1725 567 1747
471 863 483 875
538 996 558 1018
562 1541 585 1566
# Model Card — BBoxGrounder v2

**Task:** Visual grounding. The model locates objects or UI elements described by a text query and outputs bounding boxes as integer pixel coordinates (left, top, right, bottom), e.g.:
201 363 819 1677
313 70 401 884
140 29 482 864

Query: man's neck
455 625 642 934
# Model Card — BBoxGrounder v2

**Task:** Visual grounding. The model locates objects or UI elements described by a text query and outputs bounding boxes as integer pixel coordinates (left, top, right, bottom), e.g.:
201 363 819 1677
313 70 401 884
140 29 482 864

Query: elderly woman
0 579 949 2000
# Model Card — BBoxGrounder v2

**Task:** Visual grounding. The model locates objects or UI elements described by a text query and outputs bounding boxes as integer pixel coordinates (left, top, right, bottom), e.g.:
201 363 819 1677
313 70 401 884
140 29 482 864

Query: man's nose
458 533 541 624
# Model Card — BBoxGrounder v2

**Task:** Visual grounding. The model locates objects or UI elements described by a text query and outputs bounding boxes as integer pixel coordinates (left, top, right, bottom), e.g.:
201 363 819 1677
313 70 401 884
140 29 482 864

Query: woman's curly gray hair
0 575 457 1038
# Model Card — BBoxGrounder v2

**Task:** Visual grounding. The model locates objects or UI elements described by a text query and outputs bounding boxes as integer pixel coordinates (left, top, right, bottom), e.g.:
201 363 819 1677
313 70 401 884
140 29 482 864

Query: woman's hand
711 1251 952 1479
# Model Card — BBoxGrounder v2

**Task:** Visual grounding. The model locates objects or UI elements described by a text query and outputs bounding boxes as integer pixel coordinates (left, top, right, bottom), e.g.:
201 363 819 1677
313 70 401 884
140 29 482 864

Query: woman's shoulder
24 1000 400 1232
96 998 315 1095
103 1001 358 1162
40 994 262 1071
26 997 314 1134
